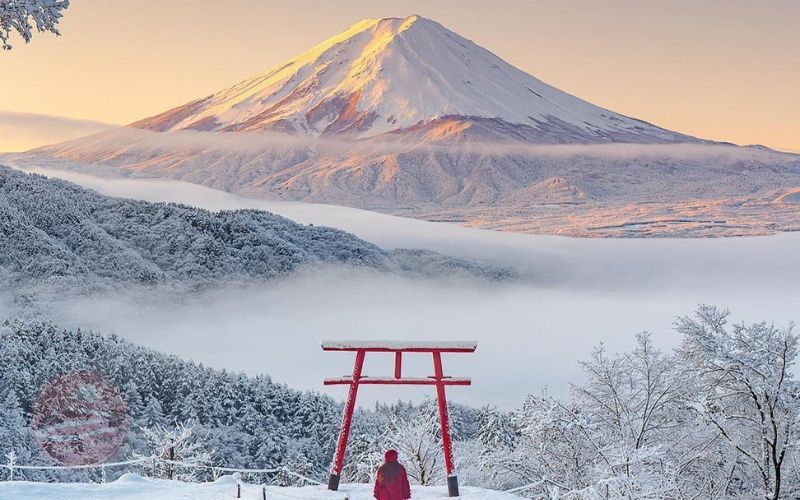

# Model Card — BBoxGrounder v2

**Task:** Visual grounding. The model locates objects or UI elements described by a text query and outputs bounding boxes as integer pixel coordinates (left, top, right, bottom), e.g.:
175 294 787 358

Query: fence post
233 472 242 498
4 451 17 482
167 438 175 480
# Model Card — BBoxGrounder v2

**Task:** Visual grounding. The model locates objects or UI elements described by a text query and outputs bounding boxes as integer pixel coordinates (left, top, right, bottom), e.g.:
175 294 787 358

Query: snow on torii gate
322 340 477 497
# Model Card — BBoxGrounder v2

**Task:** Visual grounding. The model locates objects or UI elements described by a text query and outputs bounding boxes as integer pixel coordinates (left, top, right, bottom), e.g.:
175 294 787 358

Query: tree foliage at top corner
0 0 70 50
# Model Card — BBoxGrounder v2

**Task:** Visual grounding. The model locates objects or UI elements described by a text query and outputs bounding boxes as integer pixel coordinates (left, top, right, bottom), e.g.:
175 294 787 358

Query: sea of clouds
2 165 798 408
23 126 800 160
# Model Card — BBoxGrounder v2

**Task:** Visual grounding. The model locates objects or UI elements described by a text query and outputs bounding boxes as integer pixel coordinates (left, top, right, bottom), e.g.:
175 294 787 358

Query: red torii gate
322 340 477 497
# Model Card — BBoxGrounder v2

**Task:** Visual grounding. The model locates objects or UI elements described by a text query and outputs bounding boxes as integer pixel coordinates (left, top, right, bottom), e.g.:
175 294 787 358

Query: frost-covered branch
0 0 69 49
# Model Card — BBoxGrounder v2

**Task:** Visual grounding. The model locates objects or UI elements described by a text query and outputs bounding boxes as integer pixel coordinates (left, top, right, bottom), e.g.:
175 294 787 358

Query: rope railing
1 456 535 496
0 455 322 487
157 459 323 485
0 458 151 471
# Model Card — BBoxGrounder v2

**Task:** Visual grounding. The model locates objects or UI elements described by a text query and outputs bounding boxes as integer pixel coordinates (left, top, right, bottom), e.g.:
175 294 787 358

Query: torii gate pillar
322 340 477 497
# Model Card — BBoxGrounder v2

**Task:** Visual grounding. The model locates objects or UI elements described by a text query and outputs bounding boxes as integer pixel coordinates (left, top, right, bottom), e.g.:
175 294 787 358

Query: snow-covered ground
0 474 516 500
3 166 799 408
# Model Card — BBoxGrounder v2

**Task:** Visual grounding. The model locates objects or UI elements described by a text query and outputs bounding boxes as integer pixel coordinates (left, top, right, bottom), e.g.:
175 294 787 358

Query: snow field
0 474 519 500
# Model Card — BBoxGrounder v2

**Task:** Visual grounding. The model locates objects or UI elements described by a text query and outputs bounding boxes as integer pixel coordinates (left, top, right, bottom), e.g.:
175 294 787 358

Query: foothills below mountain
0 165 509 306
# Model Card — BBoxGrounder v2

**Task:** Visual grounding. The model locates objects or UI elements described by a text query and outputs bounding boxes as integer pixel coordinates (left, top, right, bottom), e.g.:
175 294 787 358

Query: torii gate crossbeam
322 340 477 497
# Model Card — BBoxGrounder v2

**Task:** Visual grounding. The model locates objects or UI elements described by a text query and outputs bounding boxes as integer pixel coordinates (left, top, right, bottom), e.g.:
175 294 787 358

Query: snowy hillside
0 164 508 302
0 321 343 482
0 475 519 499
131 15 691 143
3 308 798 498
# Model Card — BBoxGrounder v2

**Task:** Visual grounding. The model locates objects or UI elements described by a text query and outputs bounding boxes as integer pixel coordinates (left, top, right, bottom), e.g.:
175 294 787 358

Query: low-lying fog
7 166 800 408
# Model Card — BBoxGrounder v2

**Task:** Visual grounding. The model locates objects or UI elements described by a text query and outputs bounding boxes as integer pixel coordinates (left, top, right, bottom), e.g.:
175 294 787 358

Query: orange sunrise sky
1 0 798 152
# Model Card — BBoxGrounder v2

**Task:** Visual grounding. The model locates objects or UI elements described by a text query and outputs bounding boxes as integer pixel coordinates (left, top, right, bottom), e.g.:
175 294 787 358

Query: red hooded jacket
374 450 411 500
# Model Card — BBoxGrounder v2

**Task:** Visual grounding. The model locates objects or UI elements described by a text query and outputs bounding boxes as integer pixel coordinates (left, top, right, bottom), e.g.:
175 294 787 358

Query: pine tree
0 389 38 479
477 405 515 450
140 397 167 428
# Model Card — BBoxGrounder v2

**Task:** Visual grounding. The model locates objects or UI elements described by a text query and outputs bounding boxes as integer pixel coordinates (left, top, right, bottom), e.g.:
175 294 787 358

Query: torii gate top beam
321 340 477 353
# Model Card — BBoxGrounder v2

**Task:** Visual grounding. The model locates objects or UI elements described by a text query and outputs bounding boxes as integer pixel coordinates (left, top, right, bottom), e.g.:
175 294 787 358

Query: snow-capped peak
132 15 690 143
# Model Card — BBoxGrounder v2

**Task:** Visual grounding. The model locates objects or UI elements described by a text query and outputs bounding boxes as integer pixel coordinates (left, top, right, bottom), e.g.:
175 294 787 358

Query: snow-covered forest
2 305 797 498
0 320 479 486
0 165 508 304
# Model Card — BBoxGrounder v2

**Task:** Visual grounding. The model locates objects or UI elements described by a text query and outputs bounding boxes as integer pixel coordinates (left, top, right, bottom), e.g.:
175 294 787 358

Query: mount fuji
10 15 800 237
130 15 693 144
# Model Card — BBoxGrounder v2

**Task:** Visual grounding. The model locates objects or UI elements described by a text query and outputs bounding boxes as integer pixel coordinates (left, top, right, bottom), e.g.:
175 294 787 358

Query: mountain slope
14 137 800 237
16 16 800 237
131 15 693 144
0 165 508 299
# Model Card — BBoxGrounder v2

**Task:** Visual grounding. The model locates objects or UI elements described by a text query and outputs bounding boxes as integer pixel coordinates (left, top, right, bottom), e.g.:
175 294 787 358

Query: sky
0 0 798 152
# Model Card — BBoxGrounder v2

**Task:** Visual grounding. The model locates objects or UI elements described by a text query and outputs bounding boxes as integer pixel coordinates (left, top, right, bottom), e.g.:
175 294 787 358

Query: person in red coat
374 449 411 500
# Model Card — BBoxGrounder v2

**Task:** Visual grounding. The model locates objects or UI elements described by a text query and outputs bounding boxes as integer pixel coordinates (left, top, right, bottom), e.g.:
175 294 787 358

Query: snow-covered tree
676 305 800 499
485 334 693 498
0 389 39 480
474 311 800 498
477 405 515 451
0 0 70 50
567 332 690 497
341 432 383 483
133 421 214 481
140 397 168 429
273 442 315 487
383 403 444 486
491 394 595 495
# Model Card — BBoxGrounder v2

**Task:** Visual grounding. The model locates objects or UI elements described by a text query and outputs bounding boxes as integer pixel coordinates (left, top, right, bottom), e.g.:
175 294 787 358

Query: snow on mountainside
13 141 800 237
16 16 800 237
131 15 692 144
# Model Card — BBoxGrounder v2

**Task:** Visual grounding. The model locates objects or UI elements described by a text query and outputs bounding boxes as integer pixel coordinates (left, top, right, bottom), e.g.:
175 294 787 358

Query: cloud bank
29 126 800 160
2 167 798 408
0 111 117 152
